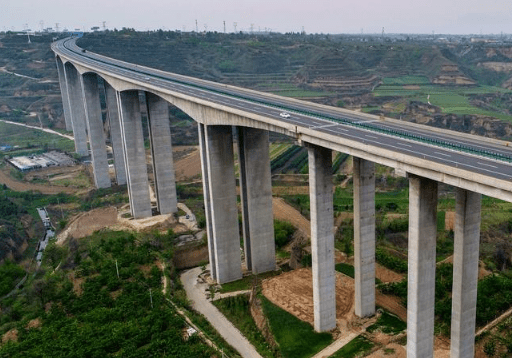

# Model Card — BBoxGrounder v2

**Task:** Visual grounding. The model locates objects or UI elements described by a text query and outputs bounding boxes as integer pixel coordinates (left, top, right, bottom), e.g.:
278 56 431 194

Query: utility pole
195 19 198 33
223 20 226 33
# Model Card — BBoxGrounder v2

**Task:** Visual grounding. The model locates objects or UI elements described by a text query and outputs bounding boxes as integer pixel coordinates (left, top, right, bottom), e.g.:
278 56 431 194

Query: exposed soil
262 268 356 327
272 197 310 237
375 263 404 283
173 146 201 181
56 206 119 243
366 342 406 358
0 166 77 194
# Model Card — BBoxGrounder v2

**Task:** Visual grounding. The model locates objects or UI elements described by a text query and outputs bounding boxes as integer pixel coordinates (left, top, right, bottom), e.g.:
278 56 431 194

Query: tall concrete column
308 144 336 332
63 63 88 156
55 57 73 131
237 127 275 274
451 189 481 358
117 90 152 219
407 175 438 358
199 123 216 281
80 73 110 189
146 93 177 215
205 125 242 284
353 157 376 318
104 82 127 185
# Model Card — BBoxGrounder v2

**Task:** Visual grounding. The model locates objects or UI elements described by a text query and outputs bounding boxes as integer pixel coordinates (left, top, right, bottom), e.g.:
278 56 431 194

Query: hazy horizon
3 0 512 36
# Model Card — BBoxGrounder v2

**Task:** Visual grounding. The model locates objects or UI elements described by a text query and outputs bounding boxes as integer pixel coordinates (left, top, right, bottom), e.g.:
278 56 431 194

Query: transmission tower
223 21 226 33
195 19 198 32
233 22 237 33
102 21 107 31
55 23 60 32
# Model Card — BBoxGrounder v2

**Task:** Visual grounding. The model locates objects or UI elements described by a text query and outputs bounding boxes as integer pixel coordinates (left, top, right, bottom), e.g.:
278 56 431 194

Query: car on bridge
280 112 290 118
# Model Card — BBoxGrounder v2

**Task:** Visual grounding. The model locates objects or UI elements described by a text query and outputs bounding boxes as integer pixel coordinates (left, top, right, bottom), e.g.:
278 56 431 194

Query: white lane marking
354 120 380 124
310 123 341 130
365 135 378 139
396 142 412 147
434 151 451 157
478 162 498 169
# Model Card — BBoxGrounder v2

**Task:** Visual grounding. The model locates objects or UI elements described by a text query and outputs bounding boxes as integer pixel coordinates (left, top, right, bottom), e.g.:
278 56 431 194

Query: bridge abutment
237 127 275 274
353 157 376 318
81 73 111 189
104 82 127 185
118 90 152 219
146 92 177 215
407 175 438 358
308 144 336 332
450 188 481 358
204 125 242 284
63 63 88 156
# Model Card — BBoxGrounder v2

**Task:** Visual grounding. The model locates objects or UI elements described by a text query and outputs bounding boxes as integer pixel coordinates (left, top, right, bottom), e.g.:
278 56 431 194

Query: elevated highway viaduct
53 37 512 358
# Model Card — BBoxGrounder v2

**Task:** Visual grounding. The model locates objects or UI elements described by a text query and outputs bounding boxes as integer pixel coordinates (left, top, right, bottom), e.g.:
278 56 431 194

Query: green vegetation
0 121 75 153
261 295 332 358
0 230 219 357
375 248 408 273
0 261 25 297
367 309 407 335
374 77 512 122
335 263 354 278
329 335 374 358
274 219 297 248
213 295 280 358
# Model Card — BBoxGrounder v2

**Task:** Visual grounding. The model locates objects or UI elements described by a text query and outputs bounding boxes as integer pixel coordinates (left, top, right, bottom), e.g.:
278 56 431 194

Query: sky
3 0 512 35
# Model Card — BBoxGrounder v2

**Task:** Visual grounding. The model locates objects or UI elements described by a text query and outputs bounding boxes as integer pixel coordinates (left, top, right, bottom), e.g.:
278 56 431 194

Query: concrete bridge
52 37 512 358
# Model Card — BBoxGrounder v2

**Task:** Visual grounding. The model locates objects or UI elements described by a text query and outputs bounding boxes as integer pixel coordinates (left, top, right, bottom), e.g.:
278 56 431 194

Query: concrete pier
407 175 438 358
81 73 110 189
308 144 336 332
237 127 275 274
55 57 73 131
199 123 216 281
63 63 88 156
117 90 152 219
146 93 177 214
104 82 127 185
451 189 481 358
353 157 376 318
205 125 242 284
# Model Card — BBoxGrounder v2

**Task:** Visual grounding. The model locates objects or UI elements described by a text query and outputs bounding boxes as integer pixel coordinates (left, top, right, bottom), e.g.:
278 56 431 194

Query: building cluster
6 150 75 172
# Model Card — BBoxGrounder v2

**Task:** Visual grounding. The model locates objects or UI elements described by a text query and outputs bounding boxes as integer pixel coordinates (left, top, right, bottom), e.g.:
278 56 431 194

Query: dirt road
181 267 262 358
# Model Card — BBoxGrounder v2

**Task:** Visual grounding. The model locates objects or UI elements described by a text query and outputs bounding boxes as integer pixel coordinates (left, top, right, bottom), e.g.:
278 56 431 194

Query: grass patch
261 295 332 358
329 335 374 358
367 309 406 335
213 295 279 358
219 271 281 293
335 263 355 278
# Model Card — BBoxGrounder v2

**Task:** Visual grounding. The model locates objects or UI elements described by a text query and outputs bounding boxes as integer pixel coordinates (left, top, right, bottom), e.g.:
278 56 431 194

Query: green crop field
0 121 75 153
374 77 512 122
